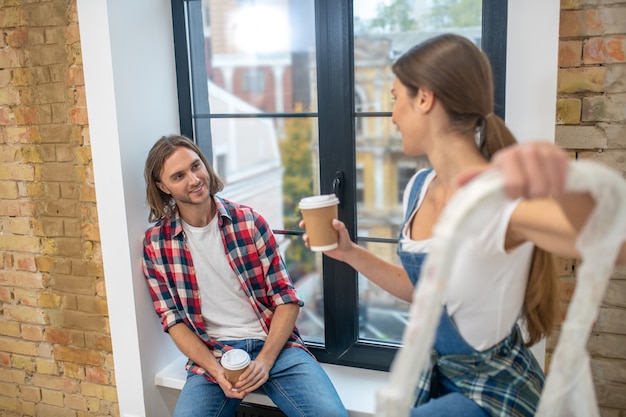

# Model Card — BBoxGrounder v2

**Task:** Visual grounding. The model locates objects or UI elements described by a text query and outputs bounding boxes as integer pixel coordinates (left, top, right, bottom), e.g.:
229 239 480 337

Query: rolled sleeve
254 212 304 308
142 234 185 332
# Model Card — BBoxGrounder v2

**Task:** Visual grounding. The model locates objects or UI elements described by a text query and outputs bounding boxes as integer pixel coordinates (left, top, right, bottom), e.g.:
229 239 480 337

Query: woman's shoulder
403 168 436 209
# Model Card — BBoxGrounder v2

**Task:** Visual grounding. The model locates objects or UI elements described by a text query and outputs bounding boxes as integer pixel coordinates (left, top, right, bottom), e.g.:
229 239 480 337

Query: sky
354 0 390 19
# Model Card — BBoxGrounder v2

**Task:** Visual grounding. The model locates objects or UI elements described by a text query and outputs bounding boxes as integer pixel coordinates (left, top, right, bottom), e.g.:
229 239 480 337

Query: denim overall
397 169 544 417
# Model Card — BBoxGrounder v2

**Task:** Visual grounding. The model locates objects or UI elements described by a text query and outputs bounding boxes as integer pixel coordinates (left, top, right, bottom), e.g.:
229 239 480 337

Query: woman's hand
299 218 356 262
458 141 570 199
301 218 415 300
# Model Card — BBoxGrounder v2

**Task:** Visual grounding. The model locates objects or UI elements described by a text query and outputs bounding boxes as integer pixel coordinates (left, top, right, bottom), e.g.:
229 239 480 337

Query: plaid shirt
143 195 308 380
415 325 544 417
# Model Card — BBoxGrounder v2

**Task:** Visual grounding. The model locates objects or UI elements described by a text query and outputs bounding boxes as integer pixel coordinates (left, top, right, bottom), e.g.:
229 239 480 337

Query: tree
279 105 316 277
426 0 481 28
369 0 419 33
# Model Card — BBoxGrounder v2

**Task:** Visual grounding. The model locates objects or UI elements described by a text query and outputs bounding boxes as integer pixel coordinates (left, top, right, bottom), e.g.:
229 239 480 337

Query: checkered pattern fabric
415 326 544 417
143 195 306 380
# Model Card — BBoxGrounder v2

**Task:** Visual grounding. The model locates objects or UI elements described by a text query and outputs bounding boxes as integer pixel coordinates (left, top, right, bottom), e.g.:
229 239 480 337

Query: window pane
288 248 325 345
200 0 317 115
357 242 409 344
179 0 503 368
353 0 482 345
210 113 323 343
198 0 324 347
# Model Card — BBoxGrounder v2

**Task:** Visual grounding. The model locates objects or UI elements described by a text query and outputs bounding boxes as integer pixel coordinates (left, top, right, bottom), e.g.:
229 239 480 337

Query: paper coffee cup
221 349 250 385
299 194 340 251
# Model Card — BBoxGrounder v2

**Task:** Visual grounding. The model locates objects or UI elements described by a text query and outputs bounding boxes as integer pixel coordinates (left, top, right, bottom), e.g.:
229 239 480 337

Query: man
142 135 347 417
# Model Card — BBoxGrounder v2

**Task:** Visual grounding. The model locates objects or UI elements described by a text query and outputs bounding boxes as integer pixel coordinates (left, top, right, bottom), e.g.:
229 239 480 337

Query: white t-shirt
401 170 534 351
182 216 267 341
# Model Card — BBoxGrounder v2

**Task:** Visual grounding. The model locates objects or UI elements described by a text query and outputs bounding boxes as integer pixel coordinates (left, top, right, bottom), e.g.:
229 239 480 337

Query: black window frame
171 0 507 371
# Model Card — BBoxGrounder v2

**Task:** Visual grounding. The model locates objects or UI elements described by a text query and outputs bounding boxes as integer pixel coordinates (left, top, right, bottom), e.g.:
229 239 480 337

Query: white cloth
535 161 626 417
377 160 626 417
401 170 533 351
182 216 266 341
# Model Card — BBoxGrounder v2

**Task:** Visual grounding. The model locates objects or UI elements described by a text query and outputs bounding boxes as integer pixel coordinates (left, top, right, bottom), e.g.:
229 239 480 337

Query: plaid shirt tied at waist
415 325 545 417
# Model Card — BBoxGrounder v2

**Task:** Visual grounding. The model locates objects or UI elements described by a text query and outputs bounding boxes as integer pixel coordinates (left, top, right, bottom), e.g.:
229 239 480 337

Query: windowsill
155 355 390 417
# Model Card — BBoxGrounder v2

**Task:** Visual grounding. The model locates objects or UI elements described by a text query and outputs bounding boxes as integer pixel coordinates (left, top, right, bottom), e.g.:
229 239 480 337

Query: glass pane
211 114 323 343
289 248 325 345
198 1 321 343
353 0 482 344
200 0 317 115
212 114 319 229
357 241 410 344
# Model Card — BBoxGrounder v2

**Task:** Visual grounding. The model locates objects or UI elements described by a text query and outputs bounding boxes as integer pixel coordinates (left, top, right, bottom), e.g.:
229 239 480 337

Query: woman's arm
462 141 626 264
458 141 570 200
506 194 591 257
343 243 414 302
496 142 626 264
302 219 414 302
509 194 626 264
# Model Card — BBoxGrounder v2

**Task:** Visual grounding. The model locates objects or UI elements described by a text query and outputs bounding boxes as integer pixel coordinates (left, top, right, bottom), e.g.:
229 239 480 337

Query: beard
171 181 211 207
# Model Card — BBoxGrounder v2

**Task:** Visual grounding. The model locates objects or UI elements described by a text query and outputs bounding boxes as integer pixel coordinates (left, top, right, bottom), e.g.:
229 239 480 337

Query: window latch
332 171 344 207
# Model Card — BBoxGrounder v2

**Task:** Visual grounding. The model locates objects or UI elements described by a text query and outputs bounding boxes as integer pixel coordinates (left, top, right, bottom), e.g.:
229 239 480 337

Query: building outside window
355 164 364 205
173 0 504 370
241 68 267 93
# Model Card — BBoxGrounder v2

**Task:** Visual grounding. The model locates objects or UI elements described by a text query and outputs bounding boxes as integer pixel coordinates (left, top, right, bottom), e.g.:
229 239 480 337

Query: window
354 92 364 136
172 0 507 371
397 164 416 204
215 152 228 180
355 164 364 205
241 69 267 93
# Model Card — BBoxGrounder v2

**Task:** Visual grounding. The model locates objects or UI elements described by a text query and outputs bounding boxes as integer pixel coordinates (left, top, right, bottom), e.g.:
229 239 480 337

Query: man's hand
231 359 271 395
214 369 248 399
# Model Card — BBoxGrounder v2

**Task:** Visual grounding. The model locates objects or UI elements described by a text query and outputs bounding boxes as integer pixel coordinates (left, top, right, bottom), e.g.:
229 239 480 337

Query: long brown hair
393 34 559 346
144 134 224 222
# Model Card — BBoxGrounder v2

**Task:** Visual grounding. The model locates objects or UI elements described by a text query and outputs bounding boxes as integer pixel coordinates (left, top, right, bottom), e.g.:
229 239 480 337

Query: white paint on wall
77 0 181 416
505 0 561 370
506 0 560 144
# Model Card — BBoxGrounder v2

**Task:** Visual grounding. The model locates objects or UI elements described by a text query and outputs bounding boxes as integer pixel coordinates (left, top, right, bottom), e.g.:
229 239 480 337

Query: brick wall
0 0 625 417
0 0 118 416
552 0 626 416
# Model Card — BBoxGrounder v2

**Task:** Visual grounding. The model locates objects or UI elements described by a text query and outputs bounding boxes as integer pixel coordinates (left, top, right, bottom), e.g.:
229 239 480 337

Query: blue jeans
173 339 347 417
410 392 489 417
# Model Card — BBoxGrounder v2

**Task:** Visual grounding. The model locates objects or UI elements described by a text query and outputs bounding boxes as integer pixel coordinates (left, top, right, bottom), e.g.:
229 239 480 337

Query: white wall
77 1 561 416
77 1 181 416
506 1 560 143
506 1 561 367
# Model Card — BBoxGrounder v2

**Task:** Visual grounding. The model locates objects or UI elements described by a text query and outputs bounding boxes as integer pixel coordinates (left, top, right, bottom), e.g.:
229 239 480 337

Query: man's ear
417 87 435 114
156 181 170 195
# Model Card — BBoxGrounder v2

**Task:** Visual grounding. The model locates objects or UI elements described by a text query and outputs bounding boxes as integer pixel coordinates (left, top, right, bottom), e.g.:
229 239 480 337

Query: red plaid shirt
143 195 308 379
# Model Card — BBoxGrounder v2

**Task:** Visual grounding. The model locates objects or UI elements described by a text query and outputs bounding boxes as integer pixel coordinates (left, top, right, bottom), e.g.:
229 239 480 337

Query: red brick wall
0 0 118 416
552 1 626 415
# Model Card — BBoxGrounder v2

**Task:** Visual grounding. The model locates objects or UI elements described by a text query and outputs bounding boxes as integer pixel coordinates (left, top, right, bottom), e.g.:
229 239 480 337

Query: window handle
332 171 344 207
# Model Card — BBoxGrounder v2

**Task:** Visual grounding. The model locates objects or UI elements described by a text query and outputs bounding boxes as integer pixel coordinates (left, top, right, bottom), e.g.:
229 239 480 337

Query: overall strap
403 168 433 224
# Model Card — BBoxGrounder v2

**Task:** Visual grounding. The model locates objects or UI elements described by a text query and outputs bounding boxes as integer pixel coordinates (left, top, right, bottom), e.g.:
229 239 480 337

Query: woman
302 34 626 416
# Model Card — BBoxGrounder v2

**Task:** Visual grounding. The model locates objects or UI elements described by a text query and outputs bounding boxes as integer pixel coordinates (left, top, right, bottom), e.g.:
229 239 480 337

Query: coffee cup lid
221 349 250 370
299 194 340 210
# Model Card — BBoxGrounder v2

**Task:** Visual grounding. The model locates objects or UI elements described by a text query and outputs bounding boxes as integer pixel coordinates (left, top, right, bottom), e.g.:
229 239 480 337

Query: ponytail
479 115 561 346
522 247 560 346
476 113 516 161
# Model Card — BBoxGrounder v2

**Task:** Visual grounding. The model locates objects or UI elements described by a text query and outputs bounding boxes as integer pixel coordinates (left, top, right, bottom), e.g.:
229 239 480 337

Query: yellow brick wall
0 0 118 416
551 1 626 415
0 0 624 416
